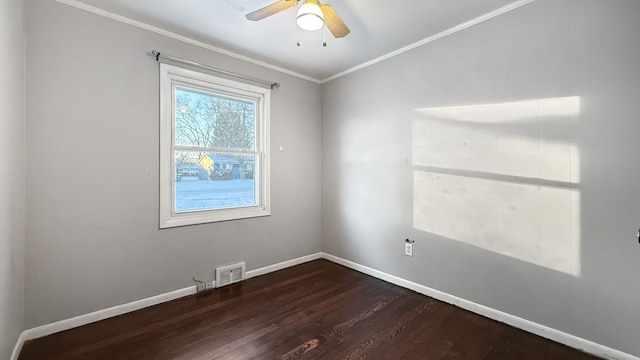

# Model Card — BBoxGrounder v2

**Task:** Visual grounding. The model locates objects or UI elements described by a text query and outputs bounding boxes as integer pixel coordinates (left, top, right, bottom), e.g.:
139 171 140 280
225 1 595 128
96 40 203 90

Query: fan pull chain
297 26 301 46
322 25 327 47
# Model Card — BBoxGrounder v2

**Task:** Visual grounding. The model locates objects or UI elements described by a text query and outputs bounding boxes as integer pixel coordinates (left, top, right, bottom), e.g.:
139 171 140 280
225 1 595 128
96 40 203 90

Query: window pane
160 64 270 228
175 151 256 213
175 87 255 150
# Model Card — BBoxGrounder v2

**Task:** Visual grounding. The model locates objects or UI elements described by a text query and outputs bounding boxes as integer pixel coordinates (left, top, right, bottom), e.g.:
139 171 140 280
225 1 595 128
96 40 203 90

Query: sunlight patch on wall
413 96 581 184
412 96 581 276
417 96 580 123
414 172 580 275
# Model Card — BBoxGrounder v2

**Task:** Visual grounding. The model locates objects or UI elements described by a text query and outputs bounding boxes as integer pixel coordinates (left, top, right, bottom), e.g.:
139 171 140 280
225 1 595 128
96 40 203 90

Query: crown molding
320 0 536 83
54 0 322 84
55 0 534 85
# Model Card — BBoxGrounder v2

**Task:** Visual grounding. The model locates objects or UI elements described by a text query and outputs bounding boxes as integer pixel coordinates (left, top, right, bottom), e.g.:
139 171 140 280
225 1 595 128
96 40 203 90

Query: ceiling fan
245 0 350 39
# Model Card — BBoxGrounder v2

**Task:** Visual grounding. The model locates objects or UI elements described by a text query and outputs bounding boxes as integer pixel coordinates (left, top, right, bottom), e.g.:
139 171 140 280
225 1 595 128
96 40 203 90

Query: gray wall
25 0 322 327
0 0 25 357
322 0 640 356
20 0 640 357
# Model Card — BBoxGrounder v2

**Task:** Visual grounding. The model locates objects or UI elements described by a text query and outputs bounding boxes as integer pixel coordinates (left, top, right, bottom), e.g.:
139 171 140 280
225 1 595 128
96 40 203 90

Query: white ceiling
61 0 527 81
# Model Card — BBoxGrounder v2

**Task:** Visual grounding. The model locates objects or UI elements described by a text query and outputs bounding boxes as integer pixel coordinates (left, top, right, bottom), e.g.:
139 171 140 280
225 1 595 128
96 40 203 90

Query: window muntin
160 64 270 228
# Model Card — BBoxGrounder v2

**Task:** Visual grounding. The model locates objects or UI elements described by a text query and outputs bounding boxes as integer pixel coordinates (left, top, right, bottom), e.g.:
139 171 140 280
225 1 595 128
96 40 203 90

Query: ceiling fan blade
320 3 350 38
246 0 297 21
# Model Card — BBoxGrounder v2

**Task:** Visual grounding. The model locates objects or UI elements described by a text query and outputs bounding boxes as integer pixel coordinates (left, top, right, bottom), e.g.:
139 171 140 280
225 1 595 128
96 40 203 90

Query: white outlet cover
405 243 413 256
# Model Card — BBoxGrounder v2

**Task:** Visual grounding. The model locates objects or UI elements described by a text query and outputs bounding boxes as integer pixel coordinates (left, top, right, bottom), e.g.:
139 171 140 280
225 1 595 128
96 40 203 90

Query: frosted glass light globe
297 0 324 31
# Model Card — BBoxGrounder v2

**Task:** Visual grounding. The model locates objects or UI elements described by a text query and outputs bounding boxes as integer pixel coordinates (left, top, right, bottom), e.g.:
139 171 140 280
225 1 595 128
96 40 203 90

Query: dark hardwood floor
19 259 601 360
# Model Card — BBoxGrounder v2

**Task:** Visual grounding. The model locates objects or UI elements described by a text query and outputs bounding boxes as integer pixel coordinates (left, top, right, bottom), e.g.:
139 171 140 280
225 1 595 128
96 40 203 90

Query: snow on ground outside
176 179 255 211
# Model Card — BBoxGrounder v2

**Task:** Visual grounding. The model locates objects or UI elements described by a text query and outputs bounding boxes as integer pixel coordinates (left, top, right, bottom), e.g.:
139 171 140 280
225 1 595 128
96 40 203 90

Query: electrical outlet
196 282 206 292
405 242 413 257
196 281 213 293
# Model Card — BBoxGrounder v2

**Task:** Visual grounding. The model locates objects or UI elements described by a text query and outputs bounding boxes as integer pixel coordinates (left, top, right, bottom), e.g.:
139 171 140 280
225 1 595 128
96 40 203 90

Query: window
159 63 270 228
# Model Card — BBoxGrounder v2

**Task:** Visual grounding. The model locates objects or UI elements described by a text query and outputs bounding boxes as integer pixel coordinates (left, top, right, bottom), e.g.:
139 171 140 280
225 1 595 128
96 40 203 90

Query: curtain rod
149 50 280 89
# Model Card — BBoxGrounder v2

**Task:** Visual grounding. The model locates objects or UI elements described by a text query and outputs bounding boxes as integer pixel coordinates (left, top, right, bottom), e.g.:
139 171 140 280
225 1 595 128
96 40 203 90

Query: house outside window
159 63 271 228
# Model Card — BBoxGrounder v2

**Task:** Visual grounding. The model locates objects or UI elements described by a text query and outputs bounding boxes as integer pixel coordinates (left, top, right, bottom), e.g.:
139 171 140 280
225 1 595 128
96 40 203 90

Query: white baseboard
321 253 639 360
22 286 196 342
13 252 324 352
12 251 639 360
10 331 27 360
245 252 323 279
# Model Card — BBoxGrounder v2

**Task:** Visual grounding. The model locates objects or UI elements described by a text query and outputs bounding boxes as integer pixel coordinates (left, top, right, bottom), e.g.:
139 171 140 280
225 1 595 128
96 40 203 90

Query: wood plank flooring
19 259 601 360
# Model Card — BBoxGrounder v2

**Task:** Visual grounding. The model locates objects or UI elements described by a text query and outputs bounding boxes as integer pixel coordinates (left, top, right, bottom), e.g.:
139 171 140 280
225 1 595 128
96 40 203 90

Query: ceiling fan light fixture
296 0 324 31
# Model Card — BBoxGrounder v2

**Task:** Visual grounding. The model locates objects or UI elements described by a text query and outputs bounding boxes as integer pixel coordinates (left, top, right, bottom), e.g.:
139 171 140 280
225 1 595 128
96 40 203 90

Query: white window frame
159 63 270 228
